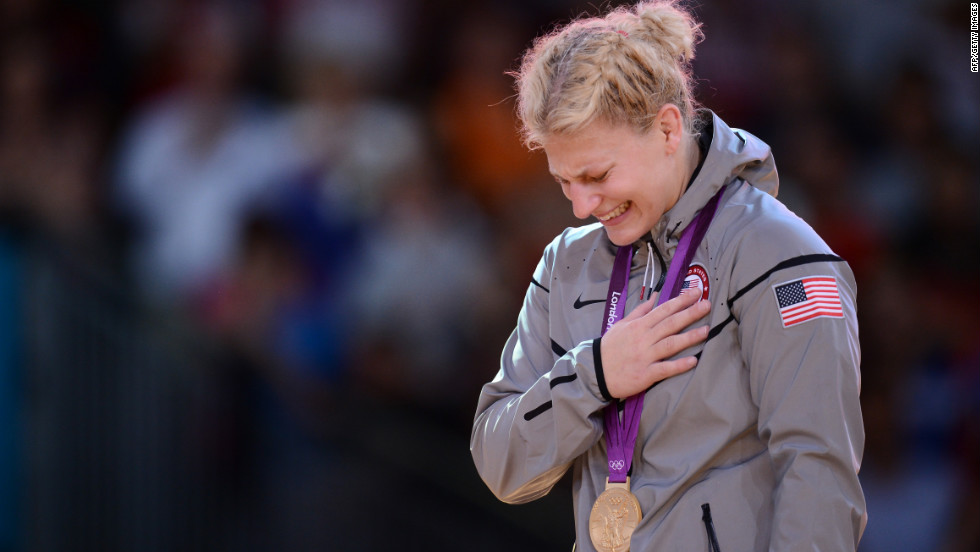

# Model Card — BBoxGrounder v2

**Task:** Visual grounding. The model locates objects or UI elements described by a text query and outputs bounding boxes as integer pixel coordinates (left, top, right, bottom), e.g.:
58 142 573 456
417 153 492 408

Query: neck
671 136 702 203
683 135 703 185
661 135 705 221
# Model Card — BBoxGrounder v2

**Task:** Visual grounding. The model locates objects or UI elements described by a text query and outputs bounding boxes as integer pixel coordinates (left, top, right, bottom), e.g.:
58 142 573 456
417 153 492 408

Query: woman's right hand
599 289 711 399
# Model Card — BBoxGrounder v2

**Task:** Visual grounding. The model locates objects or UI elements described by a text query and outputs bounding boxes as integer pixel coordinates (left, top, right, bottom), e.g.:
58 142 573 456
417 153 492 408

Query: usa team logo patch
681 264 709 302
772 276 843 328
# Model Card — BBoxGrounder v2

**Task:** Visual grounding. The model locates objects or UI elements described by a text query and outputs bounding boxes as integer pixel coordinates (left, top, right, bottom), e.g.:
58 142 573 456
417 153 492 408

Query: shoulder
723 182 828 249
542 223 609 265
712 181 852 295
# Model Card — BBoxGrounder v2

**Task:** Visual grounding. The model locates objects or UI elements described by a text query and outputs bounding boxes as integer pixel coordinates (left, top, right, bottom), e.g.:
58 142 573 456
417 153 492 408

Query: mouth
596 201 631 222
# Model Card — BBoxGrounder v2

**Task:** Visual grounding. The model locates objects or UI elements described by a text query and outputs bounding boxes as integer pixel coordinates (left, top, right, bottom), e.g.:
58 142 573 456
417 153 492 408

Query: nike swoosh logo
573 294 605 309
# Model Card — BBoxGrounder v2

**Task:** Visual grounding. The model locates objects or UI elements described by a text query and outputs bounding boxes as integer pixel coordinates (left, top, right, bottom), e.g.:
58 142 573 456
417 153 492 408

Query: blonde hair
514 0 704 149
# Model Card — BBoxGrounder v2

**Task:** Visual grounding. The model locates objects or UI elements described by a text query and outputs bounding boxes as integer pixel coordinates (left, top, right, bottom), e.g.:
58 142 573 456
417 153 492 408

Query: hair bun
630 1 702 62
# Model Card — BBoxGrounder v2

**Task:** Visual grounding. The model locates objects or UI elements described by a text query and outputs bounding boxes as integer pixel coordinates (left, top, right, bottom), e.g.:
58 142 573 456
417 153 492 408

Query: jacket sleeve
733 250 867 551
470 239 610 504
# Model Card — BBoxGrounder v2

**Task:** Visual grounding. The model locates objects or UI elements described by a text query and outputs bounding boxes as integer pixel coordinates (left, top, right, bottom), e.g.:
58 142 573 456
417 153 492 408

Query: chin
605 227 643 247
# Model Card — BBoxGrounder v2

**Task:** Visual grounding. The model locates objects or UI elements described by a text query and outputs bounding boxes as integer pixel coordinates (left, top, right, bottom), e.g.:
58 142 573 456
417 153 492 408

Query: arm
470 246 609 504
736 259 867 551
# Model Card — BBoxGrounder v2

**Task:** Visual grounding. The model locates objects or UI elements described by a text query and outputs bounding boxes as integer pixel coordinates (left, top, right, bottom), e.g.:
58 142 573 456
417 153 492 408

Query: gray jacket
471 113 867 551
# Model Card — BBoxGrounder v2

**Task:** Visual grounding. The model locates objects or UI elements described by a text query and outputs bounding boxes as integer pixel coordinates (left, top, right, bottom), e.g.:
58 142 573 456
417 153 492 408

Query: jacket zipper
650 240 667 293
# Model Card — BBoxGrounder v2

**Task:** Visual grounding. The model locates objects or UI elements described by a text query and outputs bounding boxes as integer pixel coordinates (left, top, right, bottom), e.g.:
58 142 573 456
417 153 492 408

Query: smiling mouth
596 201 631 222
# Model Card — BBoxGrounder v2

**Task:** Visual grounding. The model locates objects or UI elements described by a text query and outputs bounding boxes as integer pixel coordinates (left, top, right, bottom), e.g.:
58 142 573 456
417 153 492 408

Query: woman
470 1 867 550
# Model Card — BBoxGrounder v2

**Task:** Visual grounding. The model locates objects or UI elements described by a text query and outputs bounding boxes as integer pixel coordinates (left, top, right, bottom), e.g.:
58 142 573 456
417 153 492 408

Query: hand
599 289 710 399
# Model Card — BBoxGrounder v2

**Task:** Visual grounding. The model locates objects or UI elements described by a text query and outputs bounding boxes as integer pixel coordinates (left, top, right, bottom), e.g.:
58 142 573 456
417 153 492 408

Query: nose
564 182 601 220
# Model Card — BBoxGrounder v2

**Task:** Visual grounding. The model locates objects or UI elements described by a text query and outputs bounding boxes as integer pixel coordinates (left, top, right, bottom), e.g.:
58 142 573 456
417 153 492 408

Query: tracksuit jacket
471 112 867 551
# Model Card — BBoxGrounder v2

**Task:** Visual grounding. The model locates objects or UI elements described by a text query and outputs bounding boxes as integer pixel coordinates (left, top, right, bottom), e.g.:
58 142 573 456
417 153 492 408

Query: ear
655 103 684 155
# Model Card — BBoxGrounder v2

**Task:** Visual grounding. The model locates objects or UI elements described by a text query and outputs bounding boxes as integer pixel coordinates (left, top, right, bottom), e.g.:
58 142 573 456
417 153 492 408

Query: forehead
542 121 650 176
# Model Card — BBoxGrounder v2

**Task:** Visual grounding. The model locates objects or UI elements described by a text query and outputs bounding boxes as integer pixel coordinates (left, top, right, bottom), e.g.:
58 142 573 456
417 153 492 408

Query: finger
642 355 699 387
623 291 659 322
641 289 704 329
656 299 711 339
644 304 711 349
648 323 709 361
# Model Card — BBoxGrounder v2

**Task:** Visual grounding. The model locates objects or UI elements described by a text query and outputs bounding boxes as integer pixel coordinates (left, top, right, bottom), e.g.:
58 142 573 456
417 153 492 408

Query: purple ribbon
600 187 726 483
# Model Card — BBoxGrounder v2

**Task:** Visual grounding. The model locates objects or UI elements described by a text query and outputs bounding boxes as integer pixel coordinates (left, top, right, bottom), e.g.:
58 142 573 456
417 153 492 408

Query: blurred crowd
0 0 977 550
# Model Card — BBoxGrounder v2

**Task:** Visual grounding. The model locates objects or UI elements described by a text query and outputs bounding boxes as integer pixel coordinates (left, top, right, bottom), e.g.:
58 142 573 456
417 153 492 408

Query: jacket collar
642 111 779 259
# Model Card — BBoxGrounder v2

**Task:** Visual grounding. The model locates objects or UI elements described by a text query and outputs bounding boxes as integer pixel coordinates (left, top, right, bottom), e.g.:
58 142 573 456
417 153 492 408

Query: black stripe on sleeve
593 337 613 402
523 401 553 421
727 253 844 306
550 374 577 388
530 277 549 293
524 347 578 422
523 374 578 422
551 340 567 357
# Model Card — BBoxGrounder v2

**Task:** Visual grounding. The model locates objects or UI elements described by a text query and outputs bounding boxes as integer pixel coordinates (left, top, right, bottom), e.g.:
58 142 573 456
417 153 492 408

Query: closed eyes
553 169 610 186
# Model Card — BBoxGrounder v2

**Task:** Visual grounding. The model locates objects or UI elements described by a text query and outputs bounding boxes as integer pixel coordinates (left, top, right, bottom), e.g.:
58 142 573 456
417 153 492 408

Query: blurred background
0 0 976 550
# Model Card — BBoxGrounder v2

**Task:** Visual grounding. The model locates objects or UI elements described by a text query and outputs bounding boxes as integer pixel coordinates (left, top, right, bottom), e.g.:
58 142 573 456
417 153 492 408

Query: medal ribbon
600 186 726 484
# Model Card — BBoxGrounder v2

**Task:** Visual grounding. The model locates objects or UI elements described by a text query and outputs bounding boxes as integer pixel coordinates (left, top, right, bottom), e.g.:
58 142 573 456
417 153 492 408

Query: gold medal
589 477 642 552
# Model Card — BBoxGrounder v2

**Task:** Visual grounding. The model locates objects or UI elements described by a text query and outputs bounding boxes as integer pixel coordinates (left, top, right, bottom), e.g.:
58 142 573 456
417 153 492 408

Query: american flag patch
772 276 844 328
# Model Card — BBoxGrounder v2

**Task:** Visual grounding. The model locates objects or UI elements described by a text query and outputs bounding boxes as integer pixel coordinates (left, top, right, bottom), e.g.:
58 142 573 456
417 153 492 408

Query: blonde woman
470 1 866 550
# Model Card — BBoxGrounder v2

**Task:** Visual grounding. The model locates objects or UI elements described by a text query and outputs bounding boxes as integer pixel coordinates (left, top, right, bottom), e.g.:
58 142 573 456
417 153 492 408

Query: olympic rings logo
608 459 625 471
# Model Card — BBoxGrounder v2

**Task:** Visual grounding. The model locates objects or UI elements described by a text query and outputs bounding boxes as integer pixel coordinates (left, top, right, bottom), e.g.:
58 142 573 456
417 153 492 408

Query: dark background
0 0 977 550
